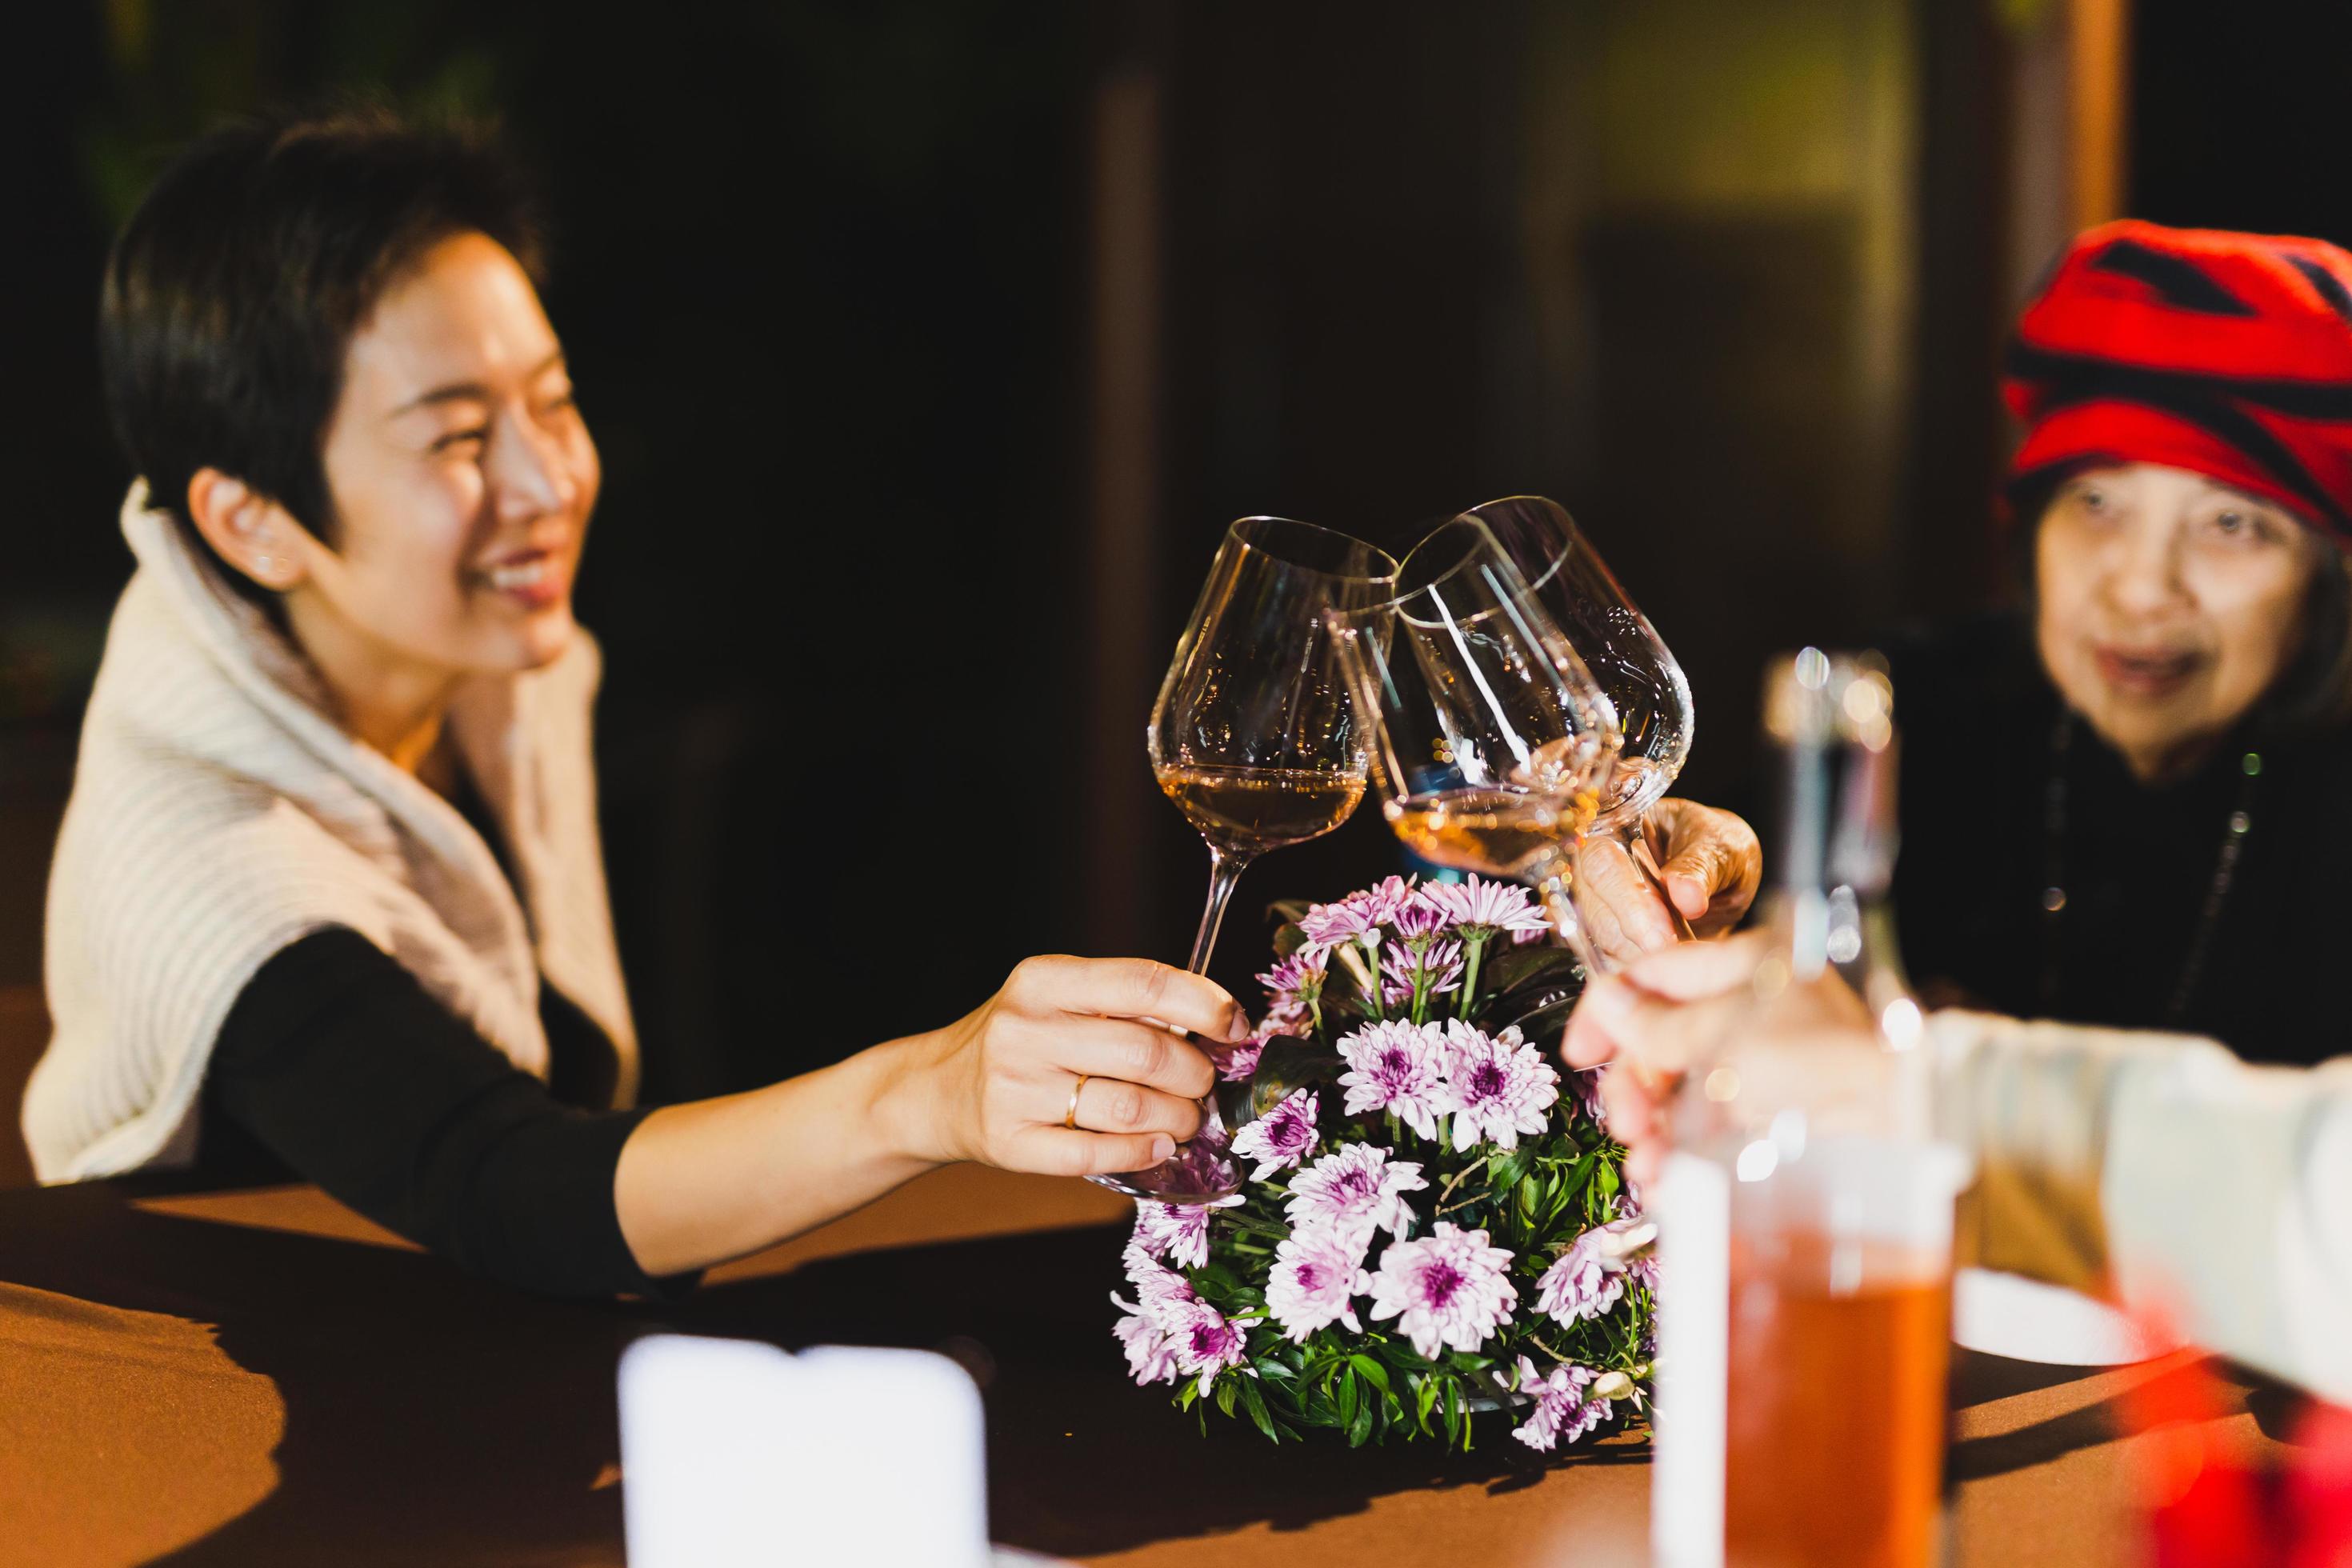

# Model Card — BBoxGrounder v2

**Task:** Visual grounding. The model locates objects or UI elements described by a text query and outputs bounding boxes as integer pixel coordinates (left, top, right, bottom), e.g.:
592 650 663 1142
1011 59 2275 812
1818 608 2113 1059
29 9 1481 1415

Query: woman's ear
186 468 315 590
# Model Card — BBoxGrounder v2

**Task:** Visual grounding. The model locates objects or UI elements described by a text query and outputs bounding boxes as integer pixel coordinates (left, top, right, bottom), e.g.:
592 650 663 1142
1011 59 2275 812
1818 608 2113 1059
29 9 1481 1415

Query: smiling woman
22 106 1250 1296
1892 221 2352 1066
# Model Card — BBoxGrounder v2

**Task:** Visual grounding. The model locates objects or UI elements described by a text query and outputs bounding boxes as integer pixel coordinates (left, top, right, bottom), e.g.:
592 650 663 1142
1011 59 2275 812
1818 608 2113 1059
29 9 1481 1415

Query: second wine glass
1332 517 1623 971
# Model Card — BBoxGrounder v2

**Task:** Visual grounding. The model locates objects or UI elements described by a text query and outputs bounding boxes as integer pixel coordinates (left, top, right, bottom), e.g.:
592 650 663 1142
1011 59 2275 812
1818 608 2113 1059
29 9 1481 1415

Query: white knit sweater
22 482 638 1182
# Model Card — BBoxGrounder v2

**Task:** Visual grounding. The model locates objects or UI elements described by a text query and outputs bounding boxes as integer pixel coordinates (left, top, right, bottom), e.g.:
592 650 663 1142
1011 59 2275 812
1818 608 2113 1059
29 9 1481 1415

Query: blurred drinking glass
1648 650 1969 1568
1093 516 1397 1204
1331 516 1622 971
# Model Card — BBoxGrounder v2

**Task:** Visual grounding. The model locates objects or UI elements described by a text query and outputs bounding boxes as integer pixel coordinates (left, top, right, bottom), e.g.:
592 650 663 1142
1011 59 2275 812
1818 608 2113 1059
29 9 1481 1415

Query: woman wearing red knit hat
1892 219 2352 1066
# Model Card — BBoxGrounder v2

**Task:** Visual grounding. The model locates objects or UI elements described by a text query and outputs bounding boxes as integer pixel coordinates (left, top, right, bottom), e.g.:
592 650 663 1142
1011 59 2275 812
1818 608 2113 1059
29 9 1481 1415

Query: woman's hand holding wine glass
888 955 1254 1179
1095 515 1398 1204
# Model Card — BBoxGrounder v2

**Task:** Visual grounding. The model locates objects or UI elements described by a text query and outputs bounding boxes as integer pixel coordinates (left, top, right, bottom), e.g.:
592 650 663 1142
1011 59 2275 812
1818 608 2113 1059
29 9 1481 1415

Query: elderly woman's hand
1571 798 1762 968
1562 934 1873 1186
894 956 1247 1179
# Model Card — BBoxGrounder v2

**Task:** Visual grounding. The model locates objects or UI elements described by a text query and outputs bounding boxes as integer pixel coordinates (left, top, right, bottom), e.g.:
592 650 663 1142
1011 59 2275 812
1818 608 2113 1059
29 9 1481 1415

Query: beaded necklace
2038 711 2262 1026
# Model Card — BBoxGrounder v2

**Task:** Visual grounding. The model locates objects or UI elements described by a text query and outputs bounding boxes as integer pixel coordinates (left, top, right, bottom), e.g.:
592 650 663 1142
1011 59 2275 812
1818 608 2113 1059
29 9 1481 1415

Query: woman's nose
2101 524 2190 617
491 410 580 520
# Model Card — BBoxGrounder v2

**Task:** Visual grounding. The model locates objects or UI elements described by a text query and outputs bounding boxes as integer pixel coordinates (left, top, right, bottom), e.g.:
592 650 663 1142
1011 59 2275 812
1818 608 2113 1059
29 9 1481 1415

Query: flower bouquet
1110 874 1655 1451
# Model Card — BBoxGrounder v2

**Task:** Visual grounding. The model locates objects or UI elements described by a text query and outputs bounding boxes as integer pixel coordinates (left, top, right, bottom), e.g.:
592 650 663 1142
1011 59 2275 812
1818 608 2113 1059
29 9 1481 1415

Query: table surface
0 1163 2298 1567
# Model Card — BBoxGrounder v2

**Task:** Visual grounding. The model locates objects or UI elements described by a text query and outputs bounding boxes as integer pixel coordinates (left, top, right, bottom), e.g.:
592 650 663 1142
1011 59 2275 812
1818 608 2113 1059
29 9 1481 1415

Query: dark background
2 0 2345 1109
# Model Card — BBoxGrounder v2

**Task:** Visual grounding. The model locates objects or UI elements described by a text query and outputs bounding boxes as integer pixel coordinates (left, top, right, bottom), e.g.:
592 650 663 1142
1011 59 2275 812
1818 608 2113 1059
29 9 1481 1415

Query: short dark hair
98 102 542 578
2011 468 2352 734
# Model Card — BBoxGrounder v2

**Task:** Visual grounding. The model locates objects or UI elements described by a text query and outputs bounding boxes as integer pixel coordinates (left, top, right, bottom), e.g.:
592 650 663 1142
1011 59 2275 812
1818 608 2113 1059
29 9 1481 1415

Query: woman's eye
433 428 489 454
2202 508 2286 547
2076 487 2106 513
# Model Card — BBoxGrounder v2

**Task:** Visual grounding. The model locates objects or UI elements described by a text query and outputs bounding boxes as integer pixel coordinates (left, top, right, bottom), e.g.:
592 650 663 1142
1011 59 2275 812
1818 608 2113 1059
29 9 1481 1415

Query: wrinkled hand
1562 934 1871 1185
1570 798 1762 968
905 956 1247 1178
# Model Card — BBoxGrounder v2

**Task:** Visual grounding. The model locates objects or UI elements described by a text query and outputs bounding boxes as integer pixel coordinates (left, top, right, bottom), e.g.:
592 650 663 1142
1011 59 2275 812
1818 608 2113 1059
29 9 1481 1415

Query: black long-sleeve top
194 927 690 1298
1891 614 2352 1067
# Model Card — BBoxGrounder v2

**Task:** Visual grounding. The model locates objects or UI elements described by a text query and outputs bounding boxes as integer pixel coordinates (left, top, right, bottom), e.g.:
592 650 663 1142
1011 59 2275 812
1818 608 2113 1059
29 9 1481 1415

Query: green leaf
1440 1378 1462 1443
1517 1174 1541 1222
1487 1147 1536 1192
1347 1393 1376 1446
1216 1379 1238 1418
1338 1368 1359 1430
1178 1382 1200 1411
1239 1377 1280 1442
1346 1354 1391 1398
1253 1357 1298 1382
1414 1374 1440 1432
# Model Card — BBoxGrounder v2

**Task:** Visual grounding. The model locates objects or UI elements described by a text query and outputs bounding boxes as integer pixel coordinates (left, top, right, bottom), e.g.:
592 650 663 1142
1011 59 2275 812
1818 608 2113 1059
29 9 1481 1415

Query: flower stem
1434 1153 1491 1210
1458 931 1490 1016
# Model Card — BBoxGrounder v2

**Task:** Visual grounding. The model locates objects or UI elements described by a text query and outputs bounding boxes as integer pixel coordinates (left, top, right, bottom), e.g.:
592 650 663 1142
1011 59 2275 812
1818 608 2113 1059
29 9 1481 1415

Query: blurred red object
2127 1351 2352 1568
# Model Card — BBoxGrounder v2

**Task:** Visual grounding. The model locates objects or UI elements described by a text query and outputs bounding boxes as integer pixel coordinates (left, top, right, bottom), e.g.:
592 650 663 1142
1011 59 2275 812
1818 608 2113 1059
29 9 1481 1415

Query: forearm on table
1932 1009 2352 1403
612 1032 947 1277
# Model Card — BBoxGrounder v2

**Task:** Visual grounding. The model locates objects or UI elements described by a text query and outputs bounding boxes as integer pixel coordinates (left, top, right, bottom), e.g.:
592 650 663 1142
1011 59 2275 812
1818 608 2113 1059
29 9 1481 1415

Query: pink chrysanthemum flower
1562 1061 1606 1126
1510 1356 1613 1452
1257 948 1328 1009
1440 1019 1560 1151
1122 1242 1198 1314
1335 1019 1451 1140
1217 1031 1271 1084
1283 1142 1428 1242
1389 894 1450 941
1380 937 1464 1008
1131 1199 1213 1271
1297 895 1382 954
1534 1214 1657 1324
1165 1298 1252 1390
1230 1087 1318 1179
1264 1228 1373 1342
1366 1222 1518 1359
1110 1295 1183 1385
1419 874 1554 943
1358 874 1422 926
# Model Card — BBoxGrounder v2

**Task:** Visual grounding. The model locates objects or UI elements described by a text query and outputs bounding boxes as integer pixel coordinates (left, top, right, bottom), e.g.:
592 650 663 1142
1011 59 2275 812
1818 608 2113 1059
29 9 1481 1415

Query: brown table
0 1164 2294 1566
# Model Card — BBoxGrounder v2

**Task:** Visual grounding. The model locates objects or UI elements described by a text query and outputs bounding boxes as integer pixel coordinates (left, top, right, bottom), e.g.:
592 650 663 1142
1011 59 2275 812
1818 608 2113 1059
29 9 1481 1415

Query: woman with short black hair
23 106 1246 1296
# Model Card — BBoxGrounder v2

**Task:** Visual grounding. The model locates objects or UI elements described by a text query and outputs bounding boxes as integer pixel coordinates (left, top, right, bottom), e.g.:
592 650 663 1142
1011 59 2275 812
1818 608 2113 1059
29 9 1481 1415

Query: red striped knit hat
2004 219 2352 544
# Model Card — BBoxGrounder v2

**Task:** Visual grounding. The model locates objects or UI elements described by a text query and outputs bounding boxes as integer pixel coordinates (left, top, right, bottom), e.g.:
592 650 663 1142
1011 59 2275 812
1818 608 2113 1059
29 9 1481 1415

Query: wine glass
1456 495 1697 947
1457 496 1693 827
1331 517 1623 971
1091 516 1398 1204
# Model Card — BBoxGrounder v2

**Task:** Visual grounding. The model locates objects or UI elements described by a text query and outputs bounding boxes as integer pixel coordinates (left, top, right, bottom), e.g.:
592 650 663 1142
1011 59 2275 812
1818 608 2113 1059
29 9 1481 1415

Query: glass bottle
1650 649 1969 1568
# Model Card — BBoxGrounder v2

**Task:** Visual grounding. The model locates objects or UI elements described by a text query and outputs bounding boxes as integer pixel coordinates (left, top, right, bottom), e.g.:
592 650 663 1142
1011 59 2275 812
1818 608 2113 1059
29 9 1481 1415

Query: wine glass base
1086 1131 1243 1206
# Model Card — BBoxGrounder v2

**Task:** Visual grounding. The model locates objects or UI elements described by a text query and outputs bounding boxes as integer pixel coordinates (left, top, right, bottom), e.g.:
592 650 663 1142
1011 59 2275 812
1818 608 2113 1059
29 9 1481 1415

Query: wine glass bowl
1334 517 1622 968
1454 496 1693 830
1098 516 1397 1204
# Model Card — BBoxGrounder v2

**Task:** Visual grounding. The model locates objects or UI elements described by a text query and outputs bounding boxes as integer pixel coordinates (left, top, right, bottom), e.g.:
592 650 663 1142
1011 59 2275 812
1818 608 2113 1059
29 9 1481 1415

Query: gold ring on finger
1063 1072 1090 1131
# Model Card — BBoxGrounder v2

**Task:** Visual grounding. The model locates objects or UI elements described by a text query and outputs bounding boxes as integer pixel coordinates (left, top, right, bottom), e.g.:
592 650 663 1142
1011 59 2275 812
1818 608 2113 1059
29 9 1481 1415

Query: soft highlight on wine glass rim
1215 514 1402 585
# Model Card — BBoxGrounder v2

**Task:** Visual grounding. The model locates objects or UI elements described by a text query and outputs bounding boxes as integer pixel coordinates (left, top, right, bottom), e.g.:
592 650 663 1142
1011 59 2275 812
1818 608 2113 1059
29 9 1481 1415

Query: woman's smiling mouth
2092 643 2202 697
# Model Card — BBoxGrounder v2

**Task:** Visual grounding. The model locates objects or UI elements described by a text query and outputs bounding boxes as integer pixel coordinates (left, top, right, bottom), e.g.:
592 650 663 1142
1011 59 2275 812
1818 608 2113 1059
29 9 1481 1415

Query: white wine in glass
1334 517 1622 973
1093 517 1397 1204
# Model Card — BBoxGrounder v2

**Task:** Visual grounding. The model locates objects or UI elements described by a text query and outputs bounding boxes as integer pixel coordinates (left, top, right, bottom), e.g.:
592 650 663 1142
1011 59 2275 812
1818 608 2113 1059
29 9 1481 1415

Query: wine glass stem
1534 856 1609 976
1186 849 1251 975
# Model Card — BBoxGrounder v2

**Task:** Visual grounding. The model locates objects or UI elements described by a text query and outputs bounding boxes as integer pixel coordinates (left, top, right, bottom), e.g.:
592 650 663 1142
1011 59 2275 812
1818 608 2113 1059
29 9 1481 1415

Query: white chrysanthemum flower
1441 1019 1560 1151
1283 1142 1428 1243
1265 1226 1374 1342
1336 1019 1450 1140
1366 1222 1518 1360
